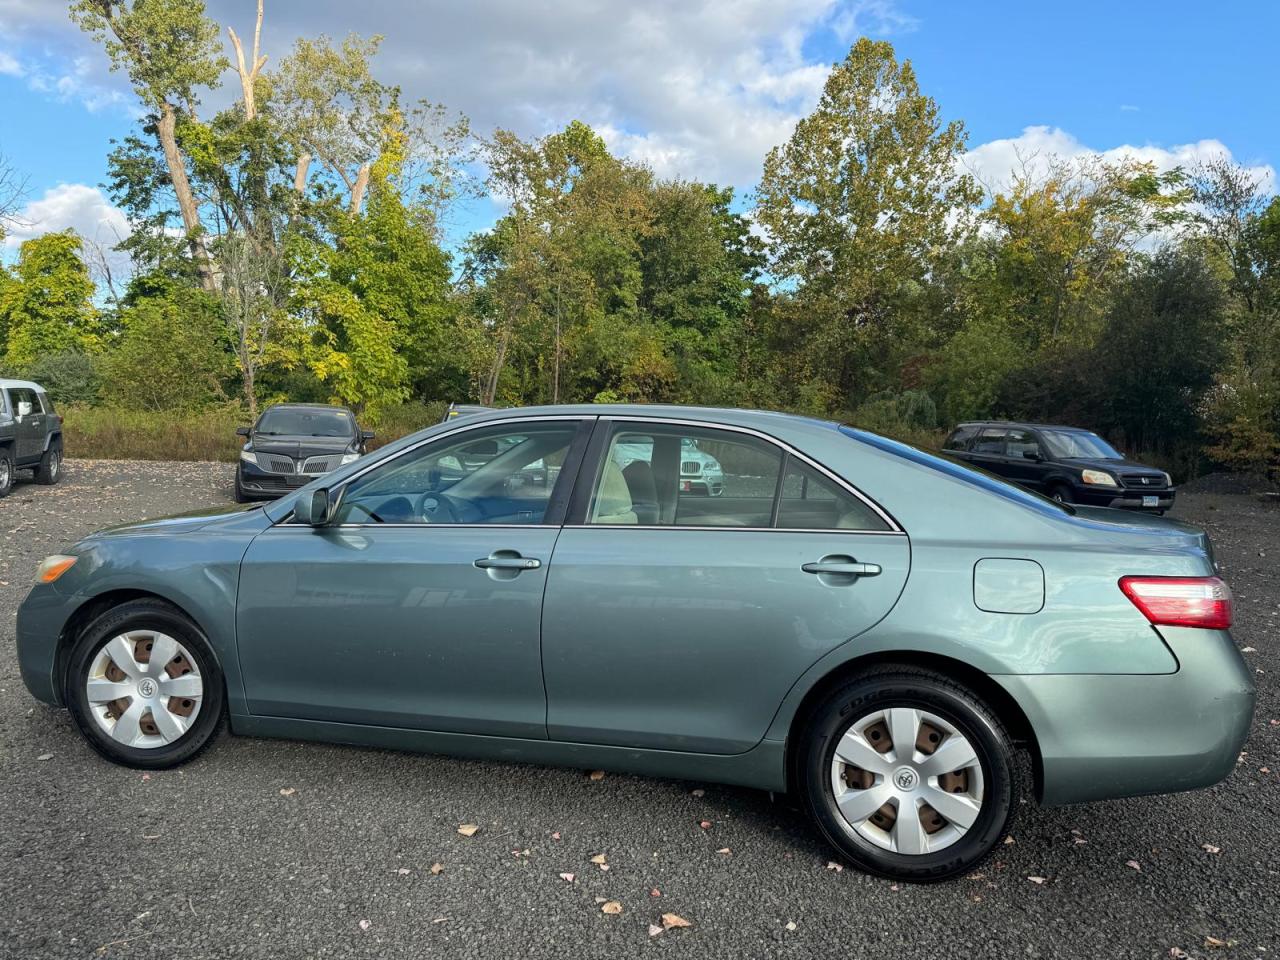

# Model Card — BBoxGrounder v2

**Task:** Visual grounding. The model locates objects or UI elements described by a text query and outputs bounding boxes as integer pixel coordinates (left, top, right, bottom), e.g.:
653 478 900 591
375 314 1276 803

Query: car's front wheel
66 599 225 769
798 666 1016 882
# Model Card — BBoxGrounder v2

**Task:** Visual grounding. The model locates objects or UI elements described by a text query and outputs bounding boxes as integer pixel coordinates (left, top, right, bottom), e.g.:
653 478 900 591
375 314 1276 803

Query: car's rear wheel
798 666 1016 882
66 599 225 769
1049 484 1073 505
34 442 62 485
0 452 13 498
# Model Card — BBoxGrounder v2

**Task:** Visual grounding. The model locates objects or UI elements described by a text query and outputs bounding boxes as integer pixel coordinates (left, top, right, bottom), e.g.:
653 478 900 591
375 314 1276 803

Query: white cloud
3 183 133 281
963 125 1277 196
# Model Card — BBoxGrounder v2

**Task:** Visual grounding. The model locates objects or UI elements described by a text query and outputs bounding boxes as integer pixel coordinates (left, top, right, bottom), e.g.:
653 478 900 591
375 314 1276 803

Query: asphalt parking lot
1 460 1276 960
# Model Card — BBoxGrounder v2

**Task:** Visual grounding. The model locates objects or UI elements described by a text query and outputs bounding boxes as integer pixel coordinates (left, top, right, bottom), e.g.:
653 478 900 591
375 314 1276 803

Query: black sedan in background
235 404 373 501
942 421 1175 512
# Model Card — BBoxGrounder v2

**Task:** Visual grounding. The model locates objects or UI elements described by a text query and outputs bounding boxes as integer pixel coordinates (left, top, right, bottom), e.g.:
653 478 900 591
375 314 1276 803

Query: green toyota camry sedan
16 406 1255 881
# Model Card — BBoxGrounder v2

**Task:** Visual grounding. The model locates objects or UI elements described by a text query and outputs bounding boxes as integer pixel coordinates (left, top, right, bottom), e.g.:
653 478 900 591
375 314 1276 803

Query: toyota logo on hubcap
893 767 918 790
138 678 157 698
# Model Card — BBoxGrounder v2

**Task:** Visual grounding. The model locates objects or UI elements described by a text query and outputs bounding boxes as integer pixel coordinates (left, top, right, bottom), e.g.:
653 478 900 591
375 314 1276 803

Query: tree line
1 1 1277 480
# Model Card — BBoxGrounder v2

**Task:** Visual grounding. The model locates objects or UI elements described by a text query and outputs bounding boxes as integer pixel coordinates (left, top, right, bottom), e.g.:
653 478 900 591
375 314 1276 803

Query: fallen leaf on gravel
699 820 712 829
1027 876 1048 885
432 917 448 924
396 868 410 875
825 861 843 872
457 824 479 837
1240 646 1256 653
890 884 900 891
279 787 296 796
1201 843 1221 854
430 863 444 875
1003 835 1015 845
601 901 623 915
716 847 731 855
1169 949 1189 959
588 770 605 780
784 920 797 932
590 853 607 866
691 788 705 797
648 924 663 937
36 753 52 761
649 888 661 897
358 920 371 932
559 872 575 883
1125 860 1142 871
1204 936 1233 949
662 913 692 929
551 832 562 840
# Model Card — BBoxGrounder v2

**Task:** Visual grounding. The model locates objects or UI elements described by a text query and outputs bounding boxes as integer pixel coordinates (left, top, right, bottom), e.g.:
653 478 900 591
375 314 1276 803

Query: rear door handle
802 560 881 577
474 553 542 571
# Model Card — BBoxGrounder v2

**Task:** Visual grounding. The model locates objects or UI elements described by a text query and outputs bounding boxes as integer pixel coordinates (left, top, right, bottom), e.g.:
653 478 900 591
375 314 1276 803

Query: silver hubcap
830 707 984 855
0 459 9 487
86 631 203 748
50 452 59 477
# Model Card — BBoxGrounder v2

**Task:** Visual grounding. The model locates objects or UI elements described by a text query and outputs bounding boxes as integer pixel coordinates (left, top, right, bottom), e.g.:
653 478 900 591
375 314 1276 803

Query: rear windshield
838 426 1074 516
257 407 354 438
1040 429 1121 460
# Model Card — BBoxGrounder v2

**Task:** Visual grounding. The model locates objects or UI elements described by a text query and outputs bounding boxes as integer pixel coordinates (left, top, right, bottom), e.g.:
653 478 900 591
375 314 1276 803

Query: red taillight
1119 576 1233 629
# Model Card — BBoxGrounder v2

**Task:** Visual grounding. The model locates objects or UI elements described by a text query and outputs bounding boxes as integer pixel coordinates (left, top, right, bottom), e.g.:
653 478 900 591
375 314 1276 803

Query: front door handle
802 559 881 577
474 552 542 571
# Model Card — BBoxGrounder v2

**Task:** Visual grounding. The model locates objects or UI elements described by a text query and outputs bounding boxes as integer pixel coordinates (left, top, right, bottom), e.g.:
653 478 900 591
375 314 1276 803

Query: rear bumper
997 626 1255 805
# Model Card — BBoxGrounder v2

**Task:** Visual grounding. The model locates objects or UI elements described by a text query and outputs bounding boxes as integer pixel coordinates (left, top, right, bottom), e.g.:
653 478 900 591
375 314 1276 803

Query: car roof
445 402 838 432
0 378 45 392
954 421 1093 433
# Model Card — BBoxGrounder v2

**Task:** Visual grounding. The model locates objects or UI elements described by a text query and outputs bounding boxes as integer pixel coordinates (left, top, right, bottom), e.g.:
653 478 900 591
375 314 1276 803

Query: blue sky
0 0 1276 273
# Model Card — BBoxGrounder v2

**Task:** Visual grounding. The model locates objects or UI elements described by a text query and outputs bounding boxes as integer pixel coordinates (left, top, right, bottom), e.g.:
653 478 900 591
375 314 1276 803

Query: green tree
755 38 980 409
102 283 233 410
1 233 101 369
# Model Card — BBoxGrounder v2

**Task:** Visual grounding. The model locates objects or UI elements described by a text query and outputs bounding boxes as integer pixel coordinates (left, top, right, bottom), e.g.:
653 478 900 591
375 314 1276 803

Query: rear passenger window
971 429 1007 454
943 425 977 451
777 459 890 531
589 424 783 527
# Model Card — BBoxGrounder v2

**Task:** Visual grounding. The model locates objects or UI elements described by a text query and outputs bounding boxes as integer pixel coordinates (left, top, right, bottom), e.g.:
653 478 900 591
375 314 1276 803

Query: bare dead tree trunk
158 101 217 293
484 320 513 406
293 153 311 195
227 0 268 121
350 163 371 214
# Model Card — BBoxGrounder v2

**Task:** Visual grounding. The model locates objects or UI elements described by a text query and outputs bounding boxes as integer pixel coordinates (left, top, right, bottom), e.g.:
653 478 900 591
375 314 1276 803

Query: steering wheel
417 491 461 524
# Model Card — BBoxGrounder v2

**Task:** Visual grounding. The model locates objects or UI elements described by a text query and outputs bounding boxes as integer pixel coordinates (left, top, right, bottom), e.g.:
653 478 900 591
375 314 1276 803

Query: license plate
1142 495 1158 508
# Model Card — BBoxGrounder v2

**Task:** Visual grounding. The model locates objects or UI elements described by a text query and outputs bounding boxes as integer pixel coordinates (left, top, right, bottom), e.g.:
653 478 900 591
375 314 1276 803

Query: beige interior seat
591 459 638 524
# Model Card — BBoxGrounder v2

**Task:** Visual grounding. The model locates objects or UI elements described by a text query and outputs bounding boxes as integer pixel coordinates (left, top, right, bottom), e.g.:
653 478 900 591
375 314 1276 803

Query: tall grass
60 401 448 462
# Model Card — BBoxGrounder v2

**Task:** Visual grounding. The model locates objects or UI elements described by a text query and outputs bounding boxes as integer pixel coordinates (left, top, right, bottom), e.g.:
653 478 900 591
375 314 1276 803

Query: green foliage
101 285 234 410
1 233 101 368
21 351 102 405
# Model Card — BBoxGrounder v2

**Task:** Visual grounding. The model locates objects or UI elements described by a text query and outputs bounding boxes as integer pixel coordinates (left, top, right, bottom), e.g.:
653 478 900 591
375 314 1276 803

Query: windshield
257 407 354 438
838 426 1074 516
1040 429 1121 460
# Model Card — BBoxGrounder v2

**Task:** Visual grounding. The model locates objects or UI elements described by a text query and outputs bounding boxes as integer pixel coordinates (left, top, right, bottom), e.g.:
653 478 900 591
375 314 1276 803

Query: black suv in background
235 403 373 502
942 421 1175 512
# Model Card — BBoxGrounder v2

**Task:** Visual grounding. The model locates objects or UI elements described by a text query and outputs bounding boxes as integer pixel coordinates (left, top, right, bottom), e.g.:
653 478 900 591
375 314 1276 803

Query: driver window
332 422 578 525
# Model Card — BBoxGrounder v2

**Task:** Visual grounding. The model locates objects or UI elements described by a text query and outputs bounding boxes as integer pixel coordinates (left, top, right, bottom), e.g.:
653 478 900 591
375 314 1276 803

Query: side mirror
236 426 251 437
16 401 32 418
294 487 337 526
360 430 375 442
1022 450 1042 461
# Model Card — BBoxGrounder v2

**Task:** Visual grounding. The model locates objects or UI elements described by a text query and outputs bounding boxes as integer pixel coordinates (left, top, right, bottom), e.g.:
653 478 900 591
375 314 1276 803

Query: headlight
36 555 77 583
239 450 258 466
1081 469 1117 487
1162 472 1172 487
340 453 360 465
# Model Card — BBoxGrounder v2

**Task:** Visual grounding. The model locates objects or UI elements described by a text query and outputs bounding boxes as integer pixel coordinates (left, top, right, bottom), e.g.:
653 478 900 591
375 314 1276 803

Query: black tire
798 666 1017 883
0 451 13 498
1049 483 1073 505
233 470 251 503
34 441 62 485
65 599 225 769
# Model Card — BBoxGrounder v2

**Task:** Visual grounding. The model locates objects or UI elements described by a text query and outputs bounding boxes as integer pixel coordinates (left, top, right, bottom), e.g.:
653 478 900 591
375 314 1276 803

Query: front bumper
1075 486 1176 511
238 461 319 499
16 581 72 706
997 626 1255 805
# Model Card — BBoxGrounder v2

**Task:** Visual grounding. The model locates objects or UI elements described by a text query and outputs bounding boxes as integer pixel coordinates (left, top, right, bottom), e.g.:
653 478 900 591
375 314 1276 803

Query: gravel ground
1 460 1276 960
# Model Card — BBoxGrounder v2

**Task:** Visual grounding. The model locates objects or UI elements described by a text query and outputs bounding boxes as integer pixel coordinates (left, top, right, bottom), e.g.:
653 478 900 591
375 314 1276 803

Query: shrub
20 350 102 405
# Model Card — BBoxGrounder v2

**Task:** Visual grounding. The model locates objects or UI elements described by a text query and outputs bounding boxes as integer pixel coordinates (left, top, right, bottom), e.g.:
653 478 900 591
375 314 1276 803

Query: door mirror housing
294 487 339 526
360 430 375 442
1022 450 1043 461
236 426 251 437
16 401 32 418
